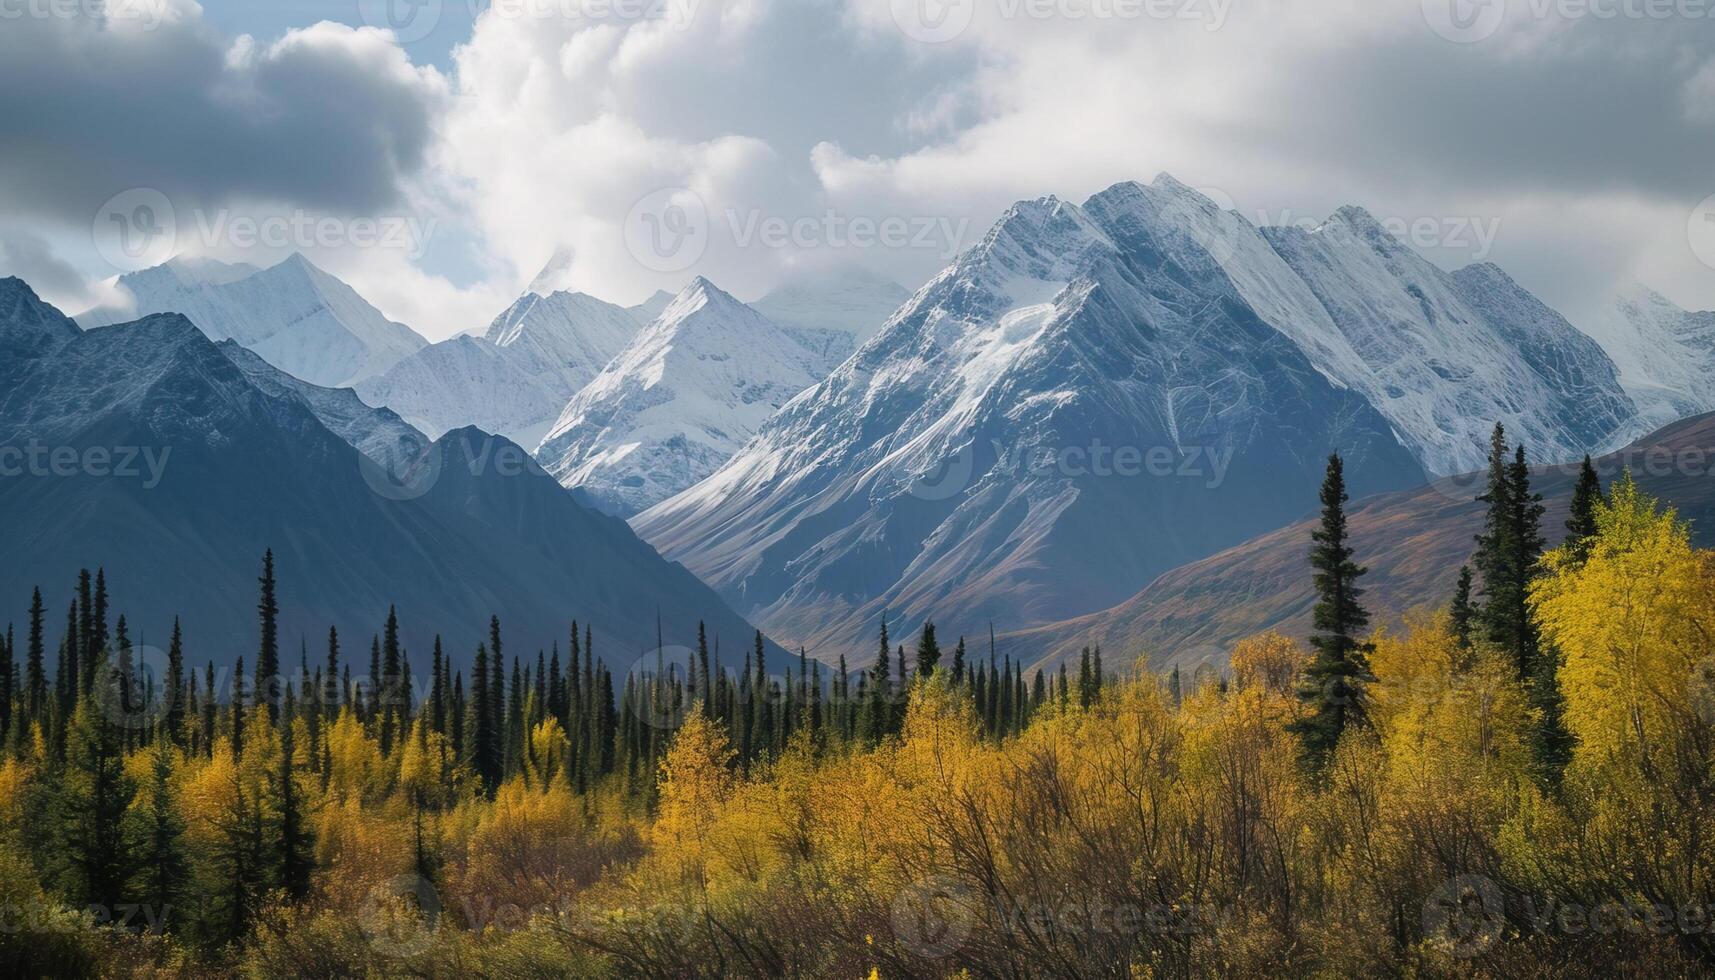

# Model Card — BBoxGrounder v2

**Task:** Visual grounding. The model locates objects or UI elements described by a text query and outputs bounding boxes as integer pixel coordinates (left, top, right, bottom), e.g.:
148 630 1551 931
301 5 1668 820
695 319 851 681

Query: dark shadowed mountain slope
0 279 773 673
1008 411 1715 675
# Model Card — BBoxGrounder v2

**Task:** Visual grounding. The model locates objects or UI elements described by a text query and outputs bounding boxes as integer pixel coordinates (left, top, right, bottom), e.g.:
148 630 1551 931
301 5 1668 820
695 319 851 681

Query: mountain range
0 277 772 674
79 255 428 388
537 279 825 517
634 175 1668 655
1004 408 1715 675
27 172 1715 671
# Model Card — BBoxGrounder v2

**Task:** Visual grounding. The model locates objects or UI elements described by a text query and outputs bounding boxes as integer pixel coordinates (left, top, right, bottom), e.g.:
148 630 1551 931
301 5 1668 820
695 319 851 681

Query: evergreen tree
277 686 314 901
1168 665 1182 707
1450 565 1476 660
57 659 137 910
914 621 942 680
951 636 966 686
163 617 186 748
469 643 495 793
325 626 341 716
0 623 11 742
26 586 46 725
1289 453 1373 778
256 550 280 722
380 607 402 755
201 663 217 758
138 743 188 931
1565 455 1603 565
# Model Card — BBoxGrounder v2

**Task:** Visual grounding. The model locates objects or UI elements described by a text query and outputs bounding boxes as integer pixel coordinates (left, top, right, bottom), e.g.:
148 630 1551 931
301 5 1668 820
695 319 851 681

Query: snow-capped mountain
752 267 912 373
216 339 432 476
356 288 644 445
1 279 772 668
78 255 428 388
1578 285 1715 436
537 278 823 517
1090 178 1634 476
633 183 1428 653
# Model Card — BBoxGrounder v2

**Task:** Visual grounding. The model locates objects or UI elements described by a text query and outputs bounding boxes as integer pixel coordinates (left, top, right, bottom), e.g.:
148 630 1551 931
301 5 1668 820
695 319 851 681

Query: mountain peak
0 277 81 355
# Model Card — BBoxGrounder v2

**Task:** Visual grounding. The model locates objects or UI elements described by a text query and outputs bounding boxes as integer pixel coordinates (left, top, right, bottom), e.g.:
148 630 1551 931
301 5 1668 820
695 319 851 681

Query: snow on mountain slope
751 268 912 374
629 290 675 324
0 291 775 671
78 255 427 387
1103 177 1633 475
633 186 1426 655
537 278 823 517
1263 210 1633 473
356 289 643 446
216 339 432 475
1578 285 1715 436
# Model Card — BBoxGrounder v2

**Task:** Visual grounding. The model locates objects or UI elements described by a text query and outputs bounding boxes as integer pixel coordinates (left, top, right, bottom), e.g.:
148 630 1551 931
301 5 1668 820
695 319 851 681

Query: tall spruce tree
914 621 942 680
139 743 188 930
26 586 46 725
1449 566 1476 661
256 550 280 722
1289 453 1373 778
278 685 314 900
57 657 137 910
1565 455 1603 565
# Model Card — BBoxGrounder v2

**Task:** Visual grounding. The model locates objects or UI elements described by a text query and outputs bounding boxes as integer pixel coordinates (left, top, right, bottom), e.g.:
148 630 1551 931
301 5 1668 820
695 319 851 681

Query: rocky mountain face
538 279 823 517
1006 410 1715 675
633 182 1430 654
355 288 646 447
1 279 773 671
1577 284 1715 438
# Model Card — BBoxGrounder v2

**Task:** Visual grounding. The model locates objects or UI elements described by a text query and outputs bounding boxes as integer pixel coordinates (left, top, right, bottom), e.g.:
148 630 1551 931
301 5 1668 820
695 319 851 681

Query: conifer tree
1450 565 1476 658
1565 455 1603 565
256 551 280 722
469 643 495 793
914 621 941 679
0 623 11 742
163 617 186 748
26 586 46 725
951 636 966 686
139 743 188 930
231 656 247 757
277 685 314 901
1289 453 1372 778
201 663 217 758
324 626 341 717
57 657 137 910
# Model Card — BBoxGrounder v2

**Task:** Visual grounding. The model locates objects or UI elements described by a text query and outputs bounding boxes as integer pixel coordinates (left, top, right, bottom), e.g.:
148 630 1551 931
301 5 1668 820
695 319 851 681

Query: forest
0 424 1712 978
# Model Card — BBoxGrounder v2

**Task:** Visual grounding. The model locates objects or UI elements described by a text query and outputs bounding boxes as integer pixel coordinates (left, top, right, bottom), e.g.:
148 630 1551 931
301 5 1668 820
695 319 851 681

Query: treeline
0 422 1710 977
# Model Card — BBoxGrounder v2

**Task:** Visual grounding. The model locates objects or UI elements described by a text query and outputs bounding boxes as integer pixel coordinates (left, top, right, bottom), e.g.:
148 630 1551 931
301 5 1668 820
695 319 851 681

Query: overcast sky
1 0 1711 339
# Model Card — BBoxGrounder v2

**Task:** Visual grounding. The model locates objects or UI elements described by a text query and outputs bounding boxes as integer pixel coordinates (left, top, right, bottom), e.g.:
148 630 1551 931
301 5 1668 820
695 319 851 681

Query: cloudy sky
1 0 1711 339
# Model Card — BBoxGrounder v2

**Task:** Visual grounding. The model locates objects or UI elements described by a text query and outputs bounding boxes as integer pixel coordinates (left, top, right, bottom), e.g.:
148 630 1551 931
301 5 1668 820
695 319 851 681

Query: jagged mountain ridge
537 278 824 517
1577 284 1715 437
355 288 647 447
0 279 775 671
78 255 428 388
633 183 1429 656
